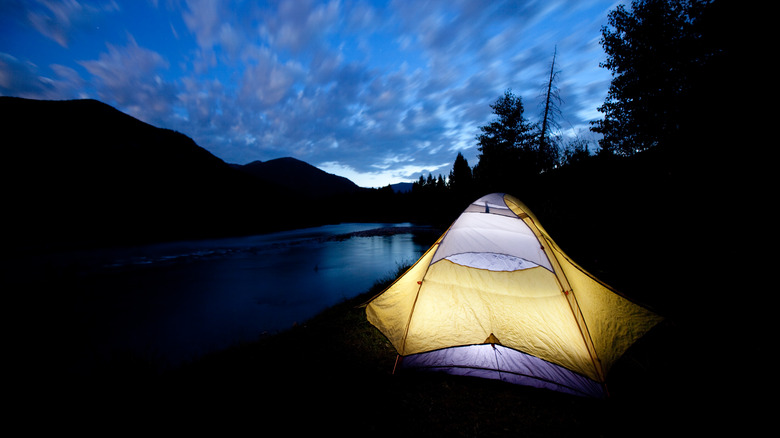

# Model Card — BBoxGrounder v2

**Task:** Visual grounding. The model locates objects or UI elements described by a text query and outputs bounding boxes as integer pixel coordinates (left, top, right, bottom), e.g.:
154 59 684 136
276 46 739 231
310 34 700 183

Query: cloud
260 0 342 54
0 52 86 99
24 0 119 47
181 0 224 50
79 36 176 126
0 52 54 96
238 47 303 109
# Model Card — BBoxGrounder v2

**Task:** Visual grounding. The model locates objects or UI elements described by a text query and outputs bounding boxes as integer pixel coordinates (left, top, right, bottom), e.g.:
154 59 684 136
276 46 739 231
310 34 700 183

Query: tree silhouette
473 89 535 192
560 136 591 167
537 46 563 171
591 0 709 156
448 151 475 202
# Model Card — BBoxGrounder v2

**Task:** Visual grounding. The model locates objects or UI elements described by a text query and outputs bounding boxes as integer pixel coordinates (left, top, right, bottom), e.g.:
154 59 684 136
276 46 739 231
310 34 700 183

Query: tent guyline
365 193 662 398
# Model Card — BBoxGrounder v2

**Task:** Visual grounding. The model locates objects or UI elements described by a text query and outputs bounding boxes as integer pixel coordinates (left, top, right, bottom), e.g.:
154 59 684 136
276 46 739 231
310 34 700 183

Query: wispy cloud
79 36 175 126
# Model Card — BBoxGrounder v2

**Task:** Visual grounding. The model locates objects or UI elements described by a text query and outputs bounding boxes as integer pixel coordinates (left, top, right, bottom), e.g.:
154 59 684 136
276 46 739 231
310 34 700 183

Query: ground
26 284 717 437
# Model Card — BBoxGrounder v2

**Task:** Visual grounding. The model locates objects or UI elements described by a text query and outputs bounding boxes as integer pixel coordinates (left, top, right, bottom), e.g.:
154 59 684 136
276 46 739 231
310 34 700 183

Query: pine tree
473 89 535 192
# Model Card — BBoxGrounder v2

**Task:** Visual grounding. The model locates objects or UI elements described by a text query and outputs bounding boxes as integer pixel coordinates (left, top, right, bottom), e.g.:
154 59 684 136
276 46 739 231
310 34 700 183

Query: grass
30 264 711 437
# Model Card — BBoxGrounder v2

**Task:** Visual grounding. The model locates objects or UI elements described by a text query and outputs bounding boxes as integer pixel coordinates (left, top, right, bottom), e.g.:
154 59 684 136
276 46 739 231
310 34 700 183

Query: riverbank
28 266 709 437
325 225 442 241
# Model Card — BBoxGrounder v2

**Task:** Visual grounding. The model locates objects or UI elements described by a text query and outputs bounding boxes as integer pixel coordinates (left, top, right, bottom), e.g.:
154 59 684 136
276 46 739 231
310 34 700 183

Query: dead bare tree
537 46 563 170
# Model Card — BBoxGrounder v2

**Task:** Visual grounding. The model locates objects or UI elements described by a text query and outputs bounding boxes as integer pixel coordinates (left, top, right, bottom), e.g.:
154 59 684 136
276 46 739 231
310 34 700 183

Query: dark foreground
13 271 722 438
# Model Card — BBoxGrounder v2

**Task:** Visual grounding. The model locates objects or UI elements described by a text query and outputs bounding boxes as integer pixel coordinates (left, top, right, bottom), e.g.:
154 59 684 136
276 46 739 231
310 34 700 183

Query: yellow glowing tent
366 193 662 398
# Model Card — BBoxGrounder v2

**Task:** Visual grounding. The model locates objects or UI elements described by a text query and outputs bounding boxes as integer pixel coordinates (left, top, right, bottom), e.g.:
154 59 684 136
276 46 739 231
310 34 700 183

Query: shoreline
325 225 442 241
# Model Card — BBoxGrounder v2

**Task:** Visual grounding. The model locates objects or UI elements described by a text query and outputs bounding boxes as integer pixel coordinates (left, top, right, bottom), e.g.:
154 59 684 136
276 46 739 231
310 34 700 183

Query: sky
1 0 625 188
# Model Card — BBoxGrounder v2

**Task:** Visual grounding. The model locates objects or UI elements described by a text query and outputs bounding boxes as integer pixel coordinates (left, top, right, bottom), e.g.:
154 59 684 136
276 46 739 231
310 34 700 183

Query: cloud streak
0 0 620 187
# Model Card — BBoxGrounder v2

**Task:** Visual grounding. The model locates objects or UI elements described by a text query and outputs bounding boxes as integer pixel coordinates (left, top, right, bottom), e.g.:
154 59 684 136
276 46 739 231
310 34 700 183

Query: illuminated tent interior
365 193 663 398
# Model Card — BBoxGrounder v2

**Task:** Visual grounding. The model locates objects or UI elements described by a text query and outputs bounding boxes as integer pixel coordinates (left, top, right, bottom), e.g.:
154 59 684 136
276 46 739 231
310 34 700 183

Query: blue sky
1 0 624 187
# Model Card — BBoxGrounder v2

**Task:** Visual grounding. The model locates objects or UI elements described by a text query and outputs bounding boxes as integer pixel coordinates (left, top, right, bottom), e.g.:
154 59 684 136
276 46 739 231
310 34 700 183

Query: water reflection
54 223 431 373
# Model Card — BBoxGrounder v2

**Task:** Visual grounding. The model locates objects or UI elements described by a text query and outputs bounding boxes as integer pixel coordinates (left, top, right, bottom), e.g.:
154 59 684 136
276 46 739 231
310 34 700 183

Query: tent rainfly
365 193 662 398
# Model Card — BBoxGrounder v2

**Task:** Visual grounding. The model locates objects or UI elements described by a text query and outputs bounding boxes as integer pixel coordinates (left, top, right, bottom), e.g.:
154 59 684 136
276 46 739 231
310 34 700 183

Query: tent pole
392 355 402 375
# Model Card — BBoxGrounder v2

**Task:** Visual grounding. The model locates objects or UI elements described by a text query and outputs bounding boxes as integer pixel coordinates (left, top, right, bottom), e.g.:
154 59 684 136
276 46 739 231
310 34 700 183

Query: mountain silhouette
389 182 413 193
0 97 323 250
233 158 361 198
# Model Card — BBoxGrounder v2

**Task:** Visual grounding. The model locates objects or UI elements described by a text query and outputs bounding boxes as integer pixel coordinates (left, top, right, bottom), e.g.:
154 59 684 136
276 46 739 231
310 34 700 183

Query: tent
365 193 662 398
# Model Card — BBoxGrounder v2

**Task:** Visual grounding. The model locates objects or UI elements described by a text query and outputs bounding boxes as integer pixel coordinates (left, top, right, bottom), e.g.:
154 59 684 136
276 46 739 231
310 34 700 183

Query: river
23 223 435 375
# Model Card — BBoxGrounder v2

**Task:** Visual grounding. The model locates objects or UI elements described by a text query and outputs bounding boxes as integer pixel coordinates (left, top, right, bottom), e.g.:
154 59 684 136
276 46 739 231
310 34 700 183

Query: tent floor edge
400 345 606 399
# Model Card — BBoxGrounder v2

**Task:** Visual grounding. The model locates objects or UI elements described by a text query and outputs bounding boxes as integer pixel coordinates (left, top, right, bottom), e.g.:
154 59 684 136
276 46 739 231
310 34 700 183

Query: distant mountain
232 157 361 198
0 97 307 250
390 182 414 193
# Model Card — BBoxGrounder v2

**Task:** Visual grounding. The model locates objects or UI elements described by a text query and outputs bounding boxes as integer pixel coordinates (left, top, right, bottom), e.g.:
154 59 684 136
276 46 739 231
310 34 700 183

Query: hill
232 157 361 198
1 97 312 251
0 97 456 252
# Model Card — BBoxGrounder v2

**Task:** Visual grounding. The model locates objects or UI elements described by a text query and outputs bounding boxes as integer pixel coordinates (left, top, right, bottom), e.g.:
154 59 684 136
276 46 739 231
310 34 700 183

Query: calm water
41 223 432 374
